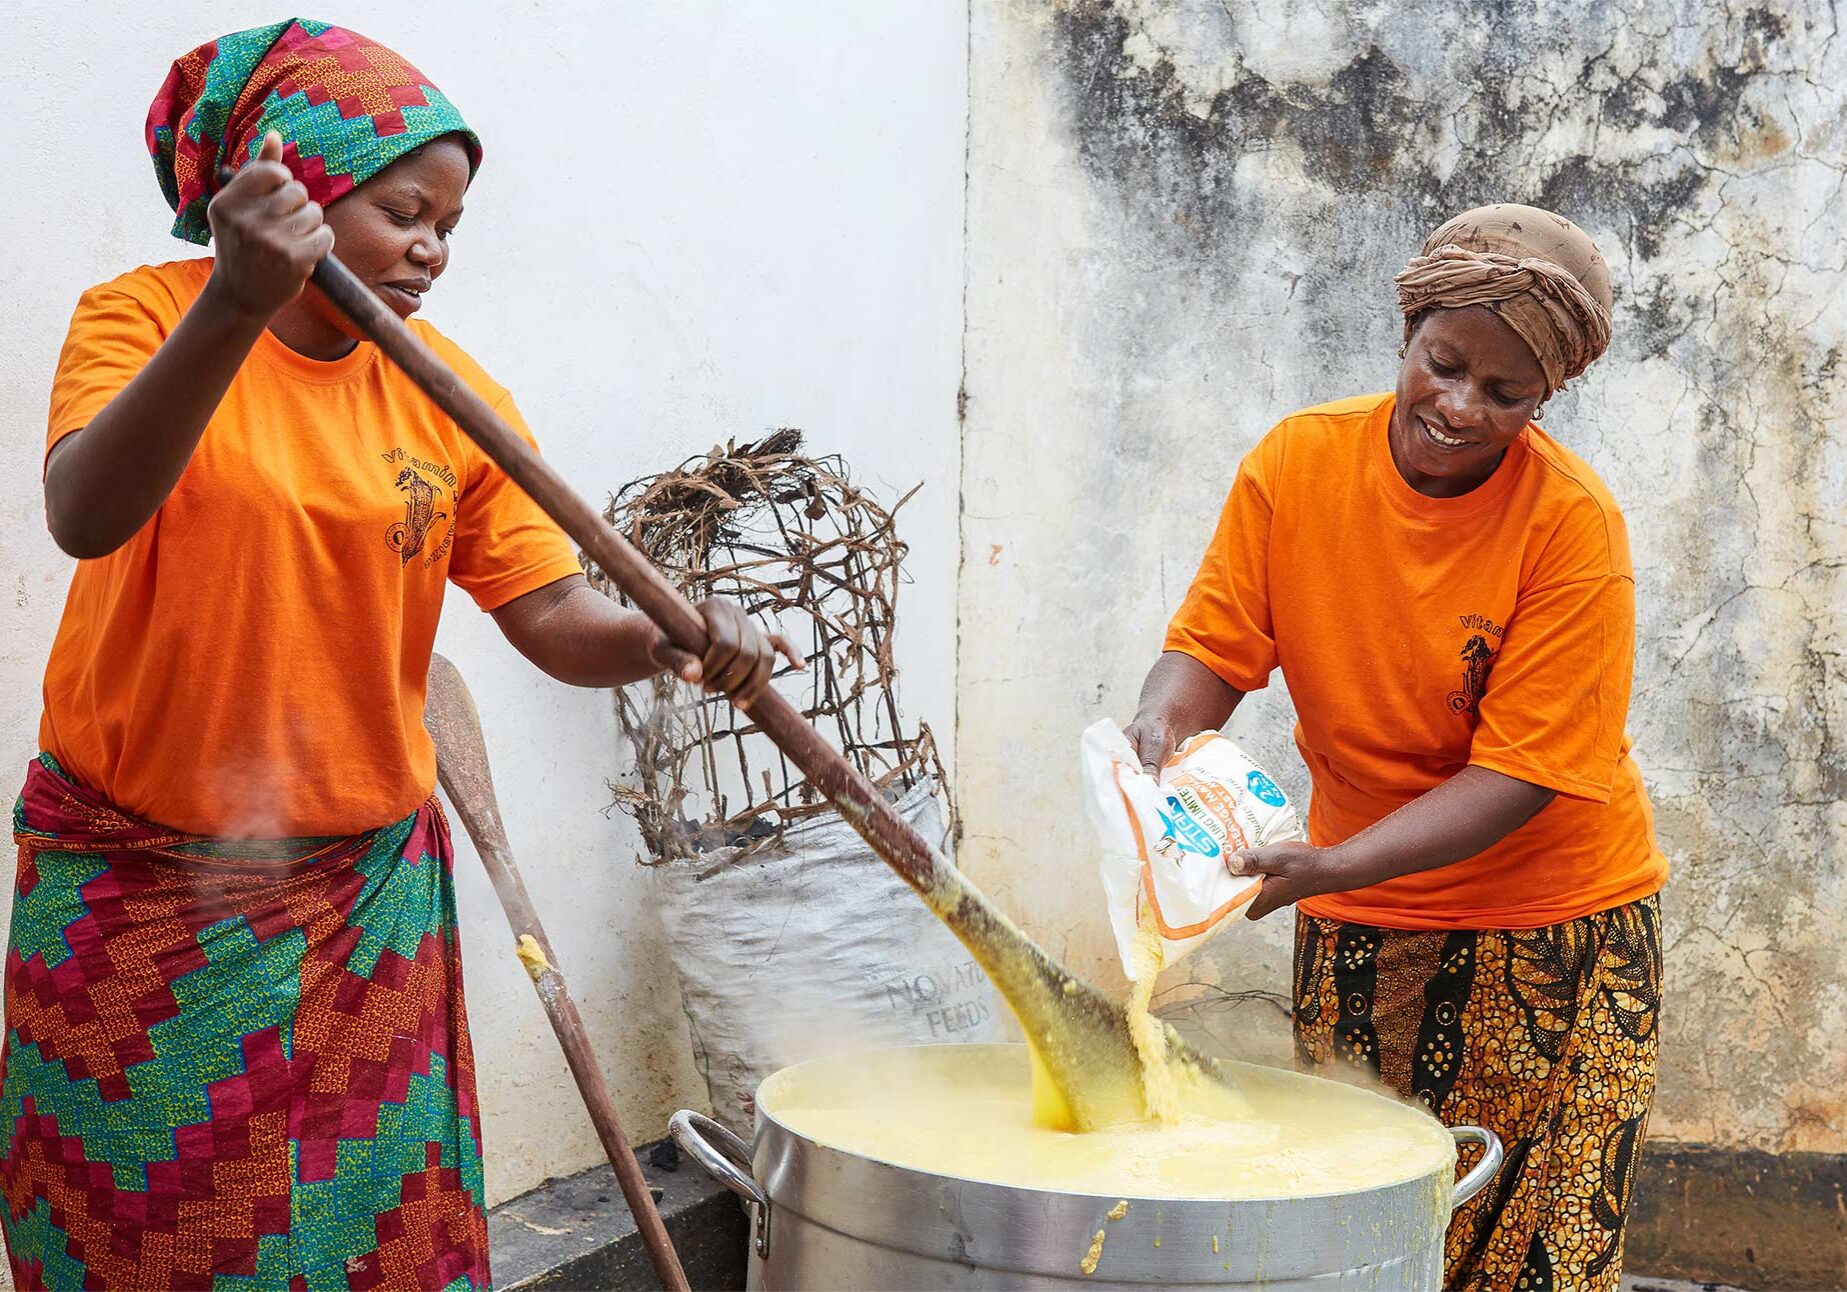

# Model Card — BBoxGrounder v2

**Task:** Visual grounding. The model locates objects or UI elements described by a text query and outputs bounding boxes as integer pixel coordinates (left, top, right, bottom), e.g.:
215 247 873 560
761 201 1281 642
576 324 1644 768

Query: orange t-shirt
40 258 584 837
1164 392 1667 930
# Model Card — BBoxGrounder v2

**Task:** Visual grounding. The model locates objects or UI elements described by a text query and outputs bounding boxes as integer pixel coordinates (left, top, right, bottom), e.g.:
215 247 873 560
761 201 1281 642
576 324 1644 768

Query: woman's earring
1533 401 1547 421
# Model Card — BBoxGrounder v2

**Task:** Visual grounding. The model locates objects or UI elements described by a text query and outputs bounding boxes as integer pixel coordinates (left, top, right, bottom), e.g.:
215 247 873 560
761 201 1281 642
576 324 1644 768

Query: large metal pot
673 1043 1501 1290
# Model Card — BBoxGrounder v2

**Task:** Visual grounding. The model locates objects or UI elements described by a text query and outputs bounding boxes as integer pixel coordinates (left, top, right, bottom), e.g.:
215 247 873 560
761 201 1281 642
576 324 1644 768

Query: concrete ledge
1627 1143 1846 1291
490 1140 747 1291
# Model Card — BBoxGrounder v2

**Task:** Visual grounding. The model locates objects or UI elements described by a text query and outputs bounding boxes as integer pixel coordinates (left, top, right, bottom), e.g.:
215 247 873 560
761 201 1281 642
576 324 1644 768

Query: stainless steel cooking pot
672 1043 1501 1290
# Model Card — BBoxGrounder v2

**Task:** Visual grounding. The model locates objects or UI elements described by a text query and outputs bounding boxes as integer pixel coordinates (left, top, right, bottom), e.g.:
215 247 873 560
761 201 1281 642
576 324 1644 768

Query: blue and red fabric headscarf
147 18 482 246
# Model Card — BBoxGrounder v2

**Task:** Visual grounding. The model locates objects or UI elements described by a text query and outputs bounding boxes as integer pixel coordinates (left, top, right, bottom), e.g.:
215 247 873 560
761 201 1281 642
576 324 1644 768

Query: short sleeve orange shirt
1164 393 1667 930
40 258 585 837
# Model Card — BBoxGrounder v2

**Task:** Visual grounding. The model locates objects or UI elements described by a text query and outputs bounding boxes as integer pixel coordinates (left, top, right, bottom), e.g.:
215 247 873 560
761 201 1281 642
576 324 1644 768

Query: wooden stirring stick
299 237 1215 1133
424 653 691 1292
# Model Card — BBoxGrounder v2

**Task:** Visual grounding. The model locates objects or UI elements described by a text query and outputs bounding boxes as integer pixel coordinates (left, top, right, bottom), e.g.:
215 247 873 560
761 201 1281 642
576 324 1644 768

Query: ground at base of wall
0 1261 1776 1290
0 1215 1767 1292
1626 1144 1847 1290
489 1140 746 1290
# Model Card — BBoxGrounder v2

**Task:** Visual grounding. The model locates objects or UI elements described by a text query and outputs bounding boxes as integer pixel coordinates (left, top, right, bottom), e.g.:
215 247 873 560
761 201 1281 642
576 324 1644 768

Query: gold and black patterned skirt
1293 896 1662 1292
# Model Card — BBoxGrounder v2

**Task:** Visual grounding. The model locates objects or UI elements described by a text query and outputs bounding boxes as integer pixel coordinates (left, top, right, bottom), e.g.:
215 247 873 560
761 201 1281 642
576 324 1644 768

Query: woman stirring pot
1125 204 1667 1291
2 20 793 1289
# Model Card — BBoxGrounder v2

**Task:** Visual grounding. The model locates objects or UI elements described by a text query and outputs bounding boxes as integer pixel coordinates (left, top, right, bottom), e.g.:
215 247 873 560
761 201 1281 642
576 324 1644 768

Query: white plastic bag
1082 719 1304 978
654 776 1000 1132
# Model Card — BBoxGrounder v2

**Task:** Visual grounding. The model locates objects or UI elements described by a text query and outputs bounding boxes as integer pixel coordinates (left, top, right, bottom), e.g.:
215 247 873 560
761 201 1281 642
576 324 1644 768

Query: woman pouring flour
1 19 794 1289
1124 205 1667 1291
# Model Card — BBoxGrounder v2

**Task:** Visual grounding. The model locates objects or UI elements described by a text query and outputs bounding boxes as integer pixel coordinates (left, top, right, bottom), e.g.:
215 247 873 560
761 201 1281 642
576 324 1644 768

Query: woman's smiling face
1390 306 1547 498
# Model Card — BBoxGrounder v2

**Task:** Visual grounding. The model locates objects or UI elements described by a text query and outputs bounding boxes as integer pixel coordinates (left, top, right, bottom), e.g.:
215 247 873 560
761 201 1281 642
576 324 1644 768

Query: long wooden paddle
423 653 689 1292
309 248 1209 1133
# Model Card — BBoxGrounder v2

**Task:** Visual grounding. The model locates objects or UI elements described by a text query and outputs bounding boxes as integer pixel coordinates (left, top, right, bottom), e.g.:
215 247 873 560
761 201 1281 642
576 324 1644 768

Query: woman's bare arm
46 132 332 558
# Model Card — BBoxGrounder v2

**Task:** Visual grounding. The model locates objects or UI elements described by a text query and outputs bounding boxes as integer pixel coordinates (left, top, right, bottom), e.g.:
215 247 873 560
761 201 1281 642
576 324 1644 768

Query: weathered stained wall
959 0 1847 1154
1 1 966 1206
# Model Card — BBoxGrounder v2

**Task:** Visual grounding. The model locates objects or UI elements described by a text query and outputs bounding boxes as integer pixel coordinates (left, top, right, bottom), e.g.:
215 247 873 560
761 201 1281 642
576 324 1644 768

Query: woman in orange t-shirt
1127 205 1666 1291
2 22 795 1290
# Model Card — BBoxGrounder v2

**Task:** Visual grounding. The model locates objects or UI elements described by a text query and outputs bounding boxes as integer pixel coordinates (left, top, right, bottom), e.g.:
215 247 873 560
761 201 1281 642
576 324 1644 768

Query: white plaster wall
0 1 966 1204
959 0 1847 1155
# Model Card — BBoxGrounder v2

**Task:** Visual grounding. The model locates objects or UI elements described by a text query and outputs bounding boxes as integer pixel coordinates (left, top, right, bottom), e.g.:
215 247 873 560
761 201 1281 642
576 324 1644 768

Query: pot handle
669 1110 772 1256
1449 1125 1504 1209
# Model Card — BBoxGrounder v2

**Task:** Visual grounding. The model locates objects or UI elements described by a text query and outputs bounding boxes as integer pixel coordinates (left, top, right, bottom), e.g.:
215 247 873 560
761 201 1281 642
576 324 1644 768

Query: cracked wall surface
959 0 1846 1152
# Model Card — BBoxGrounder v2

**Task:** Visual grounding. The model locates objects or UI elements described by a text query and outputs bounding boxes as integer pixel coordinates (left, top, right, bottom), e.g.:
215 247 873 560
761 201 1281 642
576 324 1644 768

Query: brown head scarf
1394 204 1614 397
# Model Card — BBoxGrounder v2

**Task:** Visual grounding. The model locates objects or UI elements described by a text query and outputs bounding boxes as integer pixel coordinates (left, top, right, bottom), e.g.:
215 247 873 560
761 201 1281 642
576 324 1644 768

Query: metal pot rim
672 1043 1502 1284
754 1043 1458 1207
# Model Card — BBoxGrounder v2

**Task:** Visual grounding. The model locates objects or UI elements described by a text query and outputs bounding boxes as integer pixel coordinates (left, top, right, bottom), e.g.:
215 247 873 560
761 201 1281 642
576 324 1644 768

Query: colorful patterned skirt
0 756 488 1290
1294 896 1662 1292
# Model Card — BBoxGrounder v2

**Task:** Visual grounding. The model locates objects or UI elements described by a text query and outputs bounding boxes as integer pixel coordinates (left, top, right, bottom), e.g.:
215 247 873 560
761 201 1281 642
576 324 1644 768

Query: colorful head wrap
1394 204 1614 396
147 18 481 246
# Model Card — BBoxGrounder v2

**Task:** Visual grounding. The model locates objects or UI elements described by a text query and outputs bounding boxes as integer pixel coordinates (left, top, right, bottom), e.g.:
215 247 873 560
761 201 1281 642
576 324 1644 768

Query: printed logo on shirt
380 449 457 569
1446 614 1504 718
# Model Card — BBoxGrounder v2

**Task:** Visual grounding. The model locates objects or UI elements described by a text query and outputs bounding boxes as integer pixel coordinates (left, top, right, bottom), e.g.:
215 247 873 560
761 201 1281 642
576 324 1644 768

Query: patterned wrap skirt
0 756 488 1290
1293 896 1662 1292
